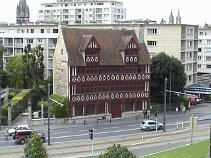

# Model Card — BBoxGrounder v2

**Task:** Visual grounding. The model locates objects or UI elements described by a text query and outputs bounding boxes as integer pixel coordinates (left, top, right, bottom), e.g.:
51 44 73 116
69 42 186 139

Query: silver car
140 119 163 131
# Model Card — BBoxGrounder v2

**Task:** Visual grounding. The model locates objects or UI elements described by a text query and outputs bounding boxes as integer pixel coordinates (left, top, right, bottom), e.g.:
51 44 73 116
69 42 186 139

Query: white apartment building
144 24 198 86
198 26 211 74
0 23 58 78
37 0 126 25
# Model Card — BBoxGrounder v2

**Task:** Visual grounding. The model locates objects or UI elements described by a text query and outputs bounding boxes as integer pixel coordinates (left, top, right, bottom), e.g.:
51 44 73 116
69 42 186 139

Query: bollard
141 135 144 141
110 118 111 123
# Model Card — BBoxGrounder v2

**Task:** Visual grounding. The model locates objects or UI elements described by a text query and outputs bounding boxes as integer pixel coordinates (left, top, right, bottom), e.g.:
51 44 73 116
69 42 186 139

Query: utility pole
163 78 167 132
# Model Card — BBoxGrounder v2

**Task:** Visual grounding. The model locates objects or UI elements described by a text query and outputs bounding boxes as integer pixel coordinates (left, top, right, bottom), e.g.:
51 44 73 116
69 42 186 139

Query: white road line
132 136 161 145
103 126 119 130
53 131 72 135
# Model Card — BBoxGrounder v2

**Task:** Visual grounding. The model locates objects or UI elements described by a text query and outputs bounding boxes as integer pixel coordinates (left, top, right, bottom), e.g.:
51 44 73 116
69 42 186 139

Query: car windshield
141 121 147 124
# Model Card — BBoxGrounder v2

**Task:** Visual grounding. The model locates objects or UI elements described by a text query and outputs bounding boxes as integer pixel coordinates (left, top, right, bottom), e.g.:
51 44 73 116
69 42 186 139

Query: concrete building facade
37 0 126 25
143 24 198 86
0 23 58 78
198 26 211 74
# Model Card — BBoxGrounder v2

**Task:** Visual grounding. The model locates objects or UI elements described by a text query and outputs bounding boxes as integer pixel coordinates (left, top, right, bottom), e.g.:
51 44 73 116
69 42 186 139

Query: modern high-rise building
37 0 126 25
16 0 30 24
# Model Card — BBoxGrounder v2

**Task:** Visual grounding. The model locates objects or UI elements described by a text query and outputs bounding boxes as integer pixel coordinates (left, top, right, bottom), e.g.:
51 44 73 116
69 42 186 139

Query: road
0 102 210 157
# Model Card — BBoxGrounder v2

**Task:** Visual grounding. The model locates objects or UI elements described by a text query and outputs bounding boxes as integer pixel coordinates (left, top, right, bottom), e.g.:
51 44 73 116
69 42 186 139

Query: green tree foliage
0 44 6 70
98 144 137 158
23 44 45 89
150 52 186 104
24 133 48 158
50 94 69 118
0 70 9 88
5 44 44 89
5 55 25 89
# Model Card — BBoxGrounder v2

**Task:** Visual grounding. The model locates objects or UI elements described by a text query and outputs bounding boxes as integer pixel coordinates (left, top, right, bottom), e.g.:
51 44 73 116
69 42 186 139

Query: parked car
140 119 163 131
8 124 30 136
13 129 46 145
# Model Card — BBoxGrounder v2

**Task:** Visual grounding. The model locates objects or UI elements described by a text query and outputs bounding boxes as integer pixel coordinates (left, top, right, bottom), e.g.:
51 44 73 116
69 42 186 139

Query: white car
140 119 163 131
8 125 30 136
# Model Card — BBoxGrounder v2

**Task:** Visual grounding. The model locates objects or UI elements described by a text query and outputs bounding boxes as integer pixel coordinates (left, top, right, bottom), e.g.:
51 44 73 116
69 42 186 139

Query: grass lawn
142 140 210 158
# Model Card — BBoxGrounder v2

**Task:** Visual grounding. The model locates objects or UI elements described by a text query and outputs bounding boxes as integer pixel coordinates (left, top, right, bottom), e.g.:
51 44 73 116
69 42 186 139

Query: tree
5 55 25 89
24 133 48 158
5 44 45 89
23 44 45 89
98 144 137 158
50 94 69 118
150 52 186 104
0 44 6 70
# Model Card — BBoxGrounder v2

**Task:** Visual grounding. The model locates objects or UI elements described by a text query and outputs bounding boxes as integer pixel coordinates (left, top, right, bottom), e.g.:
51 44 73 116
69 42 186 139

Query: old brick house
53 27 151 119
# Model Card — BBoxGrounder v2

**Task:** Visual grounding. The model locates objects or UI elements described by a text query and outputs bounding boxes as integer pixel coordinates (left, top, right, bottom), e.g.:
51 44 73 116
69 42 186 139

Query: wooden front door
110 102 122 118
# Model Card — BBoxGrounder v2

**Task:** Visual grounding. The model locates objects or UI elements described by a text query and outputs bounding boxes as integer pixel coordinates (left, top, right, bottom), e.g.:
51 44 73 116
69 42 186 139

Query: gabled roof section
61 28 151 66
118 36 140 51
79 35 101 52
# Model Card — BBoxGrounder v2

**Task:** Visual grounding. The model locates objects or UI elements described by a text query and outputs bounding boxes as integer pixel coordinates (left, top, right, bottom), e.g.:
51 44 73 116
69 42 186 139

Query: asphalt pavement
2 101 211 132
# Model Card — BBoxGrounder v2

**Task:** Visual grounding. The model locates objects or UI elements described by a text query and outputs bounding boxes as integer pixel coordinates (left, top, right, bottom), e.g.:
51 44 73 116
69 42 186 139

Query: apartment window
187 52 192 59
198 56 202 60
147 41 157 46
206 65 211 69
206 56 211 61
38 39 43 43
188 41 193 47
207 40 211 45
199 40 202 44
206 48 211 52
198 48 202 52
27 39 33 43
187 29 193 35
53 29 58 33
147 28 157 35
188 76 191 81
198 64 201 68
41 29 44 33
31 29 34 33
199 32 203 36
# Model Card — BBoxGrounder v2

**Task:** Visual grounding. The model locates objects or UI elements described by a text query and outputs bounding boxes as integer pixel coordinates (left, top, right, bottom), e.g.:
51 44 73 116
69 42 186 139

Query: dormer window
79 35 101 64
118 36 140 64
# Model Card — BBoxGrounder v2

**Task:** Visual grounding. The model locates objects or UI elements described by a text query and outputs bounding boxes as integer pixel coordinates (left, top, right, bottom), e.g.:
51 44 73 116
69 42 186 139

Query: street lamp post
8 100 11 126
0 76 1 130
48 84 50 145
47 84 64 146
163 78 167 132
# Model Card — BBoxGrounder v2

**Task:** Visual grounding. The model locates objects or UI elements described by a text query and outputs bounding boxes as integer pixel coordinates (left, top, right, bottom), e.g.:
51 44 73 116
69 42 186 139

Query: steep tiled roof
118 36 133 51
62 28 151 66
79 35 93 52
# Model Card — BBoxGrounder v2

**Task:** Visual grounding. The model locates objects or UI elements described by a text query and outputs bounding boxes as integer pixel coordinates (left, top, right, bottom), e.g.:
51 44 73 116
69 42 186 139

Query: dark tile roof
62 28 151 66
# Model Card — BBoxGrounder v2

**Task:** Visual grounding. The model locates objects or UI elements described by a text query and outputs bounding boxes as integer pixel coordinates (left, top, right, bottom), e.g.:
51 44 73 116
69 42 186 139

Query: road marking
103 126 119 130
127 124 139 127
53 131 72 135
132 136 161 145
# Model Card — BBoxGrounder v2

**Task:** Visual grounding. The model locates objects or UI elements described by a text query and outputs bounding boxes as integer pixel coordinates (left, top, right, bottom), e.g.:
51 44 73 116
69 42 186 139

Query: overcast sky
0 0 210 26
